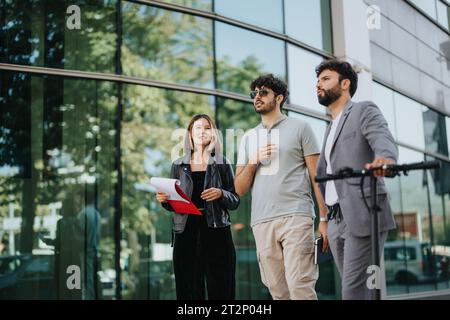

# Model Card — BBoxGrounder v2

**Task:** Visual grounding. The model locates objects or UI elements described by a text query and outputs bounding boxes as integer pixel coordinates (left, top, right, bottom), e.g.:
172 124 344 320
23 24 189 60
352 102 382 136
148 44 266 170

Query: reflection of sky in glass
285 0 328 51
372 82 397 138
288 112 327 146
144 148 165 176
409 0 437 19
287 45 325 114
215 0 283 33
437 0 449 29
215 22 285 78
394 93 425 150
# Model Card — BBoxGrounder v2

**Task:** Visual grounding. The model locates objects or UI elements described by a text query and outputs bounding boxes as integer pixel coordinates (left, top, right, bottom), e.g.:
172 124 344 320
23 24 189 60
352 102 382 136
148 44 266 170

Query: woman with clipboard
156 114 240 300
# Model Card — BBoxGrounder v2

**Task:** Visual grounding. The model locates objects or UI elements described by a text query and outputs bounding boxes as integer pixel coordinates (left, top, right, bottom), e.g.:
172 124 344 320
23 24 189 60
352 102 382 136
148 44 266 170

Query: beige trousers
252 215 318 300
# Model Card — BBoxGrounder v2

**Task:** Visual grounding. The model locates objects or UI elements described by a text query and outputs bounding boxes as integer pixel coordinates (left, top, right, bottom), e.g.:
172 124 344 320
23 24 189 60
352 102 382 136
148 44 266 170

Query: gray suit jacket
317 100 398 238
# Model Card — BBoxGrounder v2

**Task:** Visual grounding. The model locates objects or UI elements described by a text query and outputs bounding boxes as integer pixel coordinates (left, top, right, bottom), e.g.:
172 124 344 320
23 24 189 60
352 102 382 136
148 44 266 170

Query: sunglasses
250 89 271 99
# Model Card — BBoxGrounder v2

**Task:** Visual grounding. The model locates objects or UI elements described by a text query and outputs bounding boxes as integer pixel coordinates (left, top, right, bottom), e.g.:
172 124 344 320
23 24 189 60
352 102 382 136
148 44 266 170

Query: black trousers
173 214 236 300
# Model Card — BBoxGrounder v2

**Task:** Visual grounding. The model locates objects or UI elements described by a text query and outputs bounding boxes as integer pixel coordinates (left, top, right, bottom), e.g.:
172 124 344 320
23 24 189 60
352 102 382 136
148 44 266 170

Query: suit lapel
317 122 332 177
322 123 332 154
330 100 354 155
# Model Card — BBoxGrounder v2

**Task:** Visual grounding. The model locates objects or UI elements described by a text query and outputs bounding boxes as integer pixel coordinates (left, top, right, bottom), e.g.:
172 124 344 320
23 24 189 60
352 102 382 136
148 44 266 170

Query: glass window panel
396 147 440 293
215 0 283 33
287 45 326 114
158 0 211 11
445 193 450 246
215 22 286 95
288 112 327 146
0 0 116 73
424 156 450 291
394 93 425 150
437 0 449 29
447 117 450 154
122 3 214 88
284 0 332 52
121 85 215 299
423 108 449 156
215 96 263 197
372 82 397 139
0 70 118 299
370 44 394 85
385 174 408 295
391 56 422 97
409 0 438 19
0 72 32 178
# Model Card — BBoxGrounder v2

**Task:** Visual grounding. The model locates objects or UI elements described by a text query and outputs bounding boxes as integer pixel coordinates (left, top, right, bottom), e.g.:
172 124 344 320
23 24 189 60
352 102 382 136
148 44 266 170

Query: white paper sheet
149 177 189 203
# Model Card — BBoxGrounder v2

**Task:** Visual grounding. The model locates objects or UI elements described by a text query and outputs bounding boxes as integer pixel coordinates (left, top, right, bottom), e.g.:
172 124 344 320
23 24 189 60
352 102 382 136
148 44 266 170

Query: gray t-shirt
237 115 320 227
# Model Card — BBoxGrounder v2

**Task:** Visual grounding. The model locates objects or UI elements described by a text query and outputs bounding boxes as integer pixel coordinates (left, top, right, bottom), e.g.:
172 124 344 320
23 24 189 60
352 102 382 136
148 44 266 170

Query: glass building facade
0 0 449 300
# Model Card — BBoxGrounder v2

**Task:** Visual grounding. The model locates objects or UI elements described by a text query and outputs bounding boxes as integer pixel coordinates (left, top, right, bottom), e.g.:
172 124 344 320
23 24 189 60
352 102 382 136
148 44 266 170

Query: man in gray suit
315 59 398 300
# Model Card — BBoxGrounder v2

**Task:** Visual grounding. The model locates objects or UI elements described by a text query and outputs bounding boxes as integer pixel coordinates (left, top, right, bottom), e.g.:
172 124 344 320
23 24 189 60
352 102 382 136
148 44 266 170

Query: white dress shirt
324 111 343 206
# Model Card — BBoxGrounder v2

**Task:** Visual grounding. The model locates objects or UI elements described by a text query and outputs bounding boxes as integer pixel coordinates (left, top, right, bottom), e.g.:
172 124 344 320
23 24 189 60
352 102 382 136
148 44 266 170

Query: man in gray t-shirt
235 74 328 300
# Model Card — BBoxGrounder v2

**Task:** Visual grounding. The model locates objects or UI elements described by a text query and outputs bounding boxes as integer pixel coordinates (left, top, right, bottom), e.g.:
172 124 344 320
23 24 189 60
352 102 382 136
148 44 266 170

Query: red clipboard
167 183 202 215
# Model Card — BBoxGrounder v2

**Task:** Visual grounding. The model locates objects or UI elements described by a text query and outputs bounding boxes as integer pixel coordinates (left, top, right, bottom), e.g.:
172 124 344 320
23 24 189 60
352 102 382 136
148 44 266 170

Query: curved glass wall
373 82 450 296
0 70 118 299
2 0 450 301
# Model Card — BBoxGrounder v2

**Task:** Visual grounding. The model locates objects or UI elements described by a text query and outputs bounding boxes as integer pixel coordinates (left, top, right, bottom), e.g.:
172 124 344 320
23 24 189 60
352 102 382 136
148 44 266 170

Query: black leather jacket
162 154 240 233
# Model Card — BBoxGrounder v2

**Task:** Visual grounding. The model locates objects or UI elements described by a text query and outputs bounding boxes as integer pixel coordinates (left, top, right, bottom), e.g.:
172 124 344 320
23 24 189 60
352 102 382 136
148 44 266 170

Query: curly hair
315 59 358 97
250 74 289 110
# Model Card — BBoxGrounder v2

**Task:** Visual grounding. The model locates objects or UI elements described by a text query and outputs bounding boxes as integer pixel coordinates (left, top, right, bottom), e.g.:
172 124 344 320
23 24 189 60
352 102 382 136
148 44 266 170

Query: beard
254 98 277 115
318 84 342 107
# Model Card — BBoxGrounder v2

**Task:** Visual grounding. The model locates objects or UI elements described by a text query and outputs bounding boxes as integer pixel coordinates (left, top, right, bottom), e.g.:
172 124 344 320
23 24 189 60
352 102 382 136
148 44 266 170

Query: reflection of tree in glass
216 56 265 130
0 0 117 254
1 75 118 257
0 0 116 72
122 3 213 87
0 71 32 254
0 1 32 65
120 3 215 298
159 0 212 11
122 85 210 231
64 0 117 73
217 56 263 93
121 84 213 298
215 56 267 249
